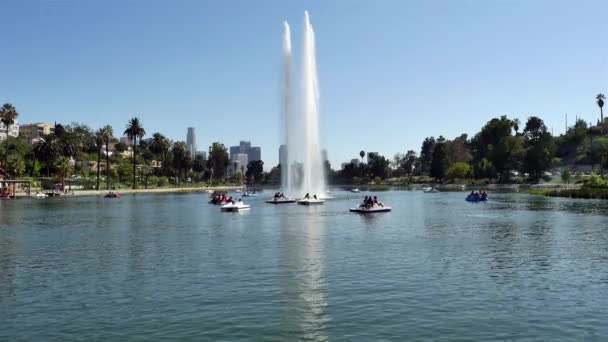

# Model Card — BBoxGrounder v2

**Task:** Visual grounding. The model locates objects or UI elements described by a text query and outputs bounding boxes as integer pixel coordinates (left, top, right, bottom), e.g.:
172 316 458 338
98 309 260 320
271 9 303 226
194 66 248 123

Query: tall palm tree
124 117 146 189
360 150 365 164
0 103 19 174
95 129 104 190
150 133 168 175
55 156 71 191
172 141 187 187
513 118 521 135
597 94 605 134
33 134 60 177
100 125 113 190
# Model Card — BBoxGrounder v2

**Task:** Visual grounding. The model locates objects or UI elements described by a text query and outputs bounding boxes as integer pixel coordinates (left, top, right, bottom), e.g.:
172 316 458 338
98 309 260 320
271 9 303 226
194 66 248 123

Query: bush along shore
529 174 608 199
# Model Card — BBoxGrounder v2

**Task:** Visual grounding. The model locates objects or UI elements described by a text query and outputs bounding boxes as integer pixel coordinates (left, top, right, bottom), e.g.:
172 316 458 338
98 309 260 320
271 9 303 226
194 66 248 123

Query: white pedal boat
266 198 296 204
220 202 251 212
349 206 391 213
423 187 440 193
297 198 325 205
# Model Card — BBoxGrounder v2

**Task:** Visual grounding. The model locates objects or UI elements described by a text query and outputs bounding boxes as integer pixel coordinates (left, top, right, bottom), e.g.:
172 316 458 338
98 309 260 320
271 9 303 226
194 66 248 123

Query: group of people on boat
210 192 232 204
467 190 488 201
359 195 384 209
303 193 319 200
273 192 288 199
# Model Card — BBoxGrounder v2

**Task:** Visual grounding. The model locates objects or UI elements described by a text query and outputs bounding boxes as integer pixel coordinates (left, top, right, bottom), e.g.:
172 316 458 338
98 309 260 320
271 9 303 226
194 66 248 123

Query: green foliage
582 173 608 189
246 160 264 183
430 142 448 181
208 142 229 181
447 162 471 181
7 156 25 177
561 169 571 185
368 153 390 179
522 117 555 180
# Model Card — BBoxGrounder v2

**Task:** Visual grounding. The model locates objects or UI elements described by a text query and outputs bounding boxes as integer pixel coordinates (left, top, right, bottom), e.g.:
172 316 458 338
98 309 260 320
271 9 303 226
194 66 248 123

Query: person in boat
360 196 368 208
304 193 310 199
313 195 318 200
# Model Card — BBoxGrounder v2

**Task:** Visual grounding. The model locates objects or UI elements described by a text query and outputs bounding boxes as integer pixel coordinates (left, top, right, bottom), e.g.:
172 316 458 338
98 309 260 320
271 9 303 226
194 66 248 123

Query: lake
1 191 607 341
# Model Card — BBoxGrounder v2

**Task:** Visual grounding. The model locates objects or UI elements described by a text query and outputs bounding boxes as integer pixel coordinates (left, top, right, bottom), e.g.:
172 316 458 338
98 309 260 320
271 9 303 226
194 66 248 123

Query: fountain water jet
281 11 326 197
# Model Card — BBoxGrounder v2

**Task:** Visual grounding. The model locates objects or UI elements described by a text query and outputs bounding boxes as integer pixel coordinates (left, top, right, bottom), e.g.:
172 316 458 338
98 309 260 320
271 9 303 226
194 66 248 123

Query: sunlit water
1 191 608 341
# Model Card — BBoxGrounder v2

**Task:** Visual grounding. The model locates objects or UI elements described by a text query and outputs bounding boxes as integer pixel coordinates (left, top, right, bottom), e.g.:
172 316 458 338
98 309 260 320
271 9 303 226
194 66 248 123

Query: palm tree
360 150 365 164
150 133 168 175
172 141 187 187
95 129 104 190
0 103 19 174
124 117 146 189
513 118 521 135
100 125 113 190
55 156 71 191
33 134 60 177
597 94 605 134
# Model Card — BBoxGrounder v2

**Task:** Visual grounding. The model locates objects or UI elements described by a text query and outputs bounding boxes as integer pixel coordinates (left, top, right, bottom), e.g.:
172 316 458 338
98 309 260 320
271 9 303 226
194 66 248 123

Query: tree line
333 93 607 184
0 104 266 189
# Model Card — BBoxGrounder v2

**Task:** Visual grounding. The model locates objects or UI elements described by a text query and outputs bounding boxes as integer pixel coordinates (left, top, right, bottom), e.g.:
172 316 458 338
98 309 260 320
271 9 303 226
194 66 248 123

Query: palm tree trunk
105 139 110 190
601 107 604 135
5 126 9 176
96 149 101 190
132 137 137 189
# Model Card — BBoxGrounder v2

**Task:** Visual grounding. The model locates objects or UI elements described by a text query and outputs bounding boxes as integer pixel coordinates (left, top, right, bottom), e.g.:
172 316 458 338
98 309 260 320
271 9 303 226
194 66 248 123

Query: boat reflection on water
280 214 329 341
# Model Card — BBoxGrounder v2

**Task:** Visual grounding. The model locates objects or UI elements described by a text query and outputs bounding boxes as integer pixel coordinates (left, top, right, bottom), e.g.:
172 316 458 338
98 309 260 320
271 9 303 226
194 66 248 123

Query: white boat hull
220 203 251 212
350 206 391 213
297 199 325 205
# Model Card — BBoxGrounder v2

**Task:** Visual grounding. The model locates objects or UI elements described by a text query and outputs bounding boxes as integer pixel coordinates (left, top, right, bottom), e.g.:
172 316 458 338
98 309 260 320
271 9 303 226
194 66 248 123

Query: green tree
0 103 19 174
430 142 448 182
246 160 264 183
367 153 390 179
150 133 170 175
207 142 229 182
597 94 605 133
172 141 188 187
33 134 60 177
472 116 517 182
446 162 471 181
419 137 436 174
124 117 146 189
55 156 71 190
100 125 113 189
522 116 555 181
95 129 104 190
7 156 25 178
561 169 571 187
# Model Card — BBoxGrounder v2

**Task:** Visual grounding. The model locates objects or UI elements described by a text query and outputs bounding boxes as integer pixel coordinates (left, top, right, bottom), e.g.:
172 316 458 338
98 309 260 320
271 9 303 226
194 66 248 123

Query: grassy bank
529 188 608 199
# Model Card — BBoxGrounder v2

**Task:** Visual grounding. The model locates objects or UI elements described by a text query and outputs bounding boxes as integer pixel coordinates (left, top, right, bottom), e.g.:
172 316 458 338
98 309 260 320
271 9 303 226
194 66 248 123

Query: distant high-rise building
186 127 197 159
350 158 360 166
230 140 262 163
322 149 328 163
196 150 207 160
249 147 261 162
279 144 287 166
229 146 240 161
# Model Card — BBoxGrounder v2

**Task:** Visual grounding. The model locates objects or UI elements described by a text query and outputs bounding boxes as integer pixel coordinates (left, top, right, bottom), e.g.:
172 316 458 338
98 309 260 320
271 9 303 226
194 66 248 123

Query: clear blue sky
1 0 606 169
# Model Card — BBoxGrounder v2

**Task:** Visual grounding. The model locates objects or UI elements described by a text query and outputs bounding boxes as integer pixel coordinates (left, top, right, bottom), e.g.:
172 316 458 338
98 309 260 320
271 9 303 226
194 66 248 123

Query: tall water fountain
281 12 326 197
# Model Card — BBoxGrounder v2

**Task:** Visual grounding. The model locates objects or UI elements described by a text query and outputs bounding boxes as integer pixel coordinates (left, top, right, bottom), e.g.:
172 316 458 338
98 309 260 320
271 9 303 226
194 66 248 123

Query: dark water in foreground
1 191 607 341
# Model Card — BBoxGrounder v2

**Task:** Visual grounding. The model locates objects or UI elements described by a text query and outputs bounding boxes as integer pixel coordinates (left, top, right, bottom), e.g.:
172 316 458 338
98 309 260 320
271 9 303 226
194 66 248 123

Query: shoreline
14 186 245 198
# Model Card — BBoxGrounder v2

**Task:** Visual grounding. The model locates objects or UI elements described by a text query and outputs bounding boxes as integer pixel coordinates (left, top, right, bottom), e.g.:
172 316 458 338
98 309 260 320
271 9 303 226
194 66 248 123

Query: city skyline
1 1 606 169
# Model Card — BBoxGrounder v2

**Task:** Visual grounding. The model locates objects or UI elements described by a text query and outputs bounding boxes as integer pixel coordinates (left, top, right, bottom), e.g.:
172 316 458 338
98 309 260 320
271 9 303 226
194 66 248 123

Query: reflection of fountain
279 215 329 340
281 12 326 197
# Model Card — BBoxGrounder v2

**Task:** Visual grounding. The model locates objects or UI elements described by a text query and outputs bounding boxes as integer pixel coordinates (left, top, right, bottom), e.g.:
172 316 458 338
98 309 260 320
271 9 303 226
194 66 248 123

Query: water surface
1 191 607 340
